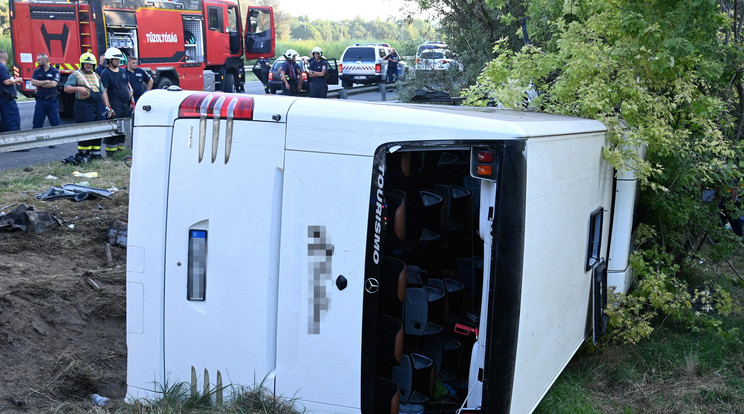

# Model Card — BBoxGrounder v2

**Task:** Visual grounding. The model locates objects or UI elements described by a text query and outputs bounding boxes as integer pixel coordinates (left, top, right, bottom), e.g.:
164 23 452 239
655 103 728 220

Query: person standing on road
95 54 106 76
125 55 153 104
307 47 329 98
30 53 61 130
257 56 271 94
279 49 301 96
64 52 111 160
383 48 400 83
0 50 22 132
100 48 133 156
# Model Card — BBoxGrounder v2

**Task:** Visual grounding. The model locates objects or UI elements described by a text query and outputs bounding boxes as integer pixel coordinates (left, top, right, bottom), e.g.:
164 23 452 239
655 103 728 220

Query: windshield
272 59 306 72
342 47 376 61
421 51 445 59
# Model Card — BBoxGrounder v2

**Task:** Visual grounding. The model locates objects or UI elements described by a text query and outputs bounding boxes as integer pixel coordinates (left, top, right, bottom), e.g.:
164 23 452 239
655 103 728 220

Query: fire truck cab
9 0 274 113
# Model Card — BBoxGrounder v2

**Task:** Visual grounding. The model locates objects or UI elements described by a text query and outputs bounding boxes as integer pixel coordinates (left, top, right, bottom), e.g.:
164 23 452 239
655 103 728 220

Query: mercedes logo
365 278 379 294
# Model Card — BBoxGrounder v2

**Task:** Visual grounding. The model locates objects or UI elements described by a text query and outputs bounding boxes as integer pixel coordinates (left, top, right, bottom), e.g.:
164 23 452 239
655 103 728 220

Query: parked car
415 48 463 73
416 41 448 58
266 58 308 94
339 44 392 88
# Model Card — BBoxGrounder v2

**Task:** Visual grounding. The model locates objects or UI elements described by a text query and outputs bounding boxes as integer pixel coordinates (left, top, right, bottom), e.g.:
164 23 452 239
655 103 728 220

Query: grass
0 152 132 200
116 380 303 414
535 286 744 414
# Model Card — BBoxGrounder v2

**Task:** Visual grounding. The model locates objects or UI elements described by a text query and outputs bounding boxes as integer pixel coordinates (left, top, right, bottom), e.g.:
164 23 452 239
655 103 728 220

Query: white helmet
283 49 299 60
104 47 124 60
311 46 323 56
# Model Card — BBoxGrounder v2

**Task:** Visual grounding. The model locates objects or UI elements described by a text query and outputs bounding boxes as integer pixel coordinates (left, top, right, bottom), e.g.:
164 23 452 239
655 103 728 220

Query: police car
338 44 392 88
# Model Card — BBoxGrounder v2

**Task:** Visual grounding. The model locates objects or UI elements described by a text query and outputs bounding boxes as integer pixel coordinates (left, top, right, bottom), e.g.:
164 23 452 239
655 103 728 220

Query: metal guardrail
329 83 395 100
0 118 132 153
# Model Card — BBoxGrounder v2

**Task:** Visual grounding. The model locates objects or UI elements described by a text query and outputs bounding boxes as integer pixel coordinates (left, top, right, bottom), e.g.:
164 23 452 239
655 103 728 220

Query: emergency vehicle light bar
178 93 254 120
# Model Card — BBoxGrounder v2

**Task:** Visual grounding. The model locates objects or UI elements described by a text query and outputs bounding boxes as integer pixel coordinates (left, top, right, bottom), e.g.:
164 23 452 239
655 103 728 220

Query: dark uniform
100 67 132 154
280 60 300 96
31 65 61 128
257 58 271 93
64 69 105 157
0 62 20 132
307 58 329 98
126 67 151 103
386 51 400 83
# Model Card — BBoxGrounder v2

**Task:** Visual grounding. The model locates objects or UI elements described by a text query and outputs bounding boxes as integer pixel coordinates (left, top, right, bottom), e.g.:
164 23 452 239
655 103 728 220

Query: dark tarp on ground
0 204 61 234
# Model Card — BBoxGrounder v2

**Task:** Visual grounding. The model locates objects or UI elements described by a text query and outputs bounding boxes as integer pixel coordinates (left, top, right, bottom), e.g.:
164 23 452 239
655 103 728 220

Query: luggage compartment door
163 118 285 390
274 150 374 410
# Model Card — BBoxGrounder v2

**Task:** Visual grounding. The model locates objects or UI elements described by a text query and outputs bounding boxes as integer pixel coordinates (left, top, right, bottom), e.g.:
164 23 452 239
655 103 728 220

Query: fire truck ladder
77 2 94 55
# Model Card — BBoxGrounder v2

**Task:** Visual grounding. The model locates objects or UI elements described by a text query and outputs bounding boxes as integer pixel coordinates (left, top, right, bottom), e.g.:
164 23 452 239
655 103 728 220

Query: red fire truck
9 0 274 113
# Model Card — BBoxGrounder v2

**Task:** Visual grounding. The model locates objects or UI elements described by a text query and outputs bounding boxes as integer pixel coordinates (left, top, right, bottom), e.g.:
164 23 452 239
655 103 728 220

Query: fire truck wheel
157 77 173 89
222 73 235 93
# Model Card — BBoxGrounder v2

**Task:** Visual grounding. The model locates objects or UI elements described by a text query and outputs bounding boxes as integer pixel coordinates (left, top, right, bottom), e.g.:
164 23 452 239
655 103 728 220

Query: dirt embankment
0 193 129 412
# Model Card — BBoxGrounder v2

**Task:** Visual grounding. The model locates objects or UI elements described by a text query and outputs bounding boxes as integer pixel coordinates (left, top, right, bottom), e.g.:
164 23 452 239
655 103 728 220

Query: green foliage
396 66 469 103
0 36 13 67
0 2 9 38
538 299 744 412
457 0 744 342
290 22 322 41
605 224 738 345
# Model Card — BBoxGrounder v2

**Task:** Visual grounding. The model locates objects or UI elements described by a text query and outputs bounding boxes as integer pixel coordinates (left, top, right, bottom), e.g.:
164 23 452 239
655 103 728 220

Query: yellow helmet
79 52 97 66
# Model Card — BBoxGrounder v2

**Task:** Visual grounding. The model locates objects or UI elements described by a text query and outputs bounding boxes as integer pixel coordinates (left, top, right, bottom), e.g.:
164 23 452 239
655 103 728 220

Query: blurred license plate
353 76 366 80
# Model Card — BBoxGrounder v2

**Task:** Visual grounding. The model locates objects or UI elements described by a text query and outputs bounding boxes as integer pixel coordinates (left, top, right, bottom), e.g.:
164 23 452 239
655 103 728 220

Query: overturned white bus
126 90 637 413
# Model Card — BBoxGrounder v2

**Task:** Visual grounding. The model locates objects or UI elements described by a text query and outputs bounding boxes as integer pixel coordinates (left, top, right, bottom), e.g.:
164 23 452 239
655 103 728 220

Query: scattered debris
411 89 464 105
62 153 91 166
104 243 113 265
107 219 128 247
72 171 99 178
86 278 101 291
0 204 61 234
36 184 112 202
45 175 58 180
90 393 109 407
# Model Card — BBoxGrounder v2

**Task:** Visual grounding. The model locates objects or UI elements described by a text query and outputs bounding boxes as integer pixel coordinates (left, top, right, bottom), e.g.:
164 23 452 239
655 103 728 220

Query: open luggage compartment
365 147 495 414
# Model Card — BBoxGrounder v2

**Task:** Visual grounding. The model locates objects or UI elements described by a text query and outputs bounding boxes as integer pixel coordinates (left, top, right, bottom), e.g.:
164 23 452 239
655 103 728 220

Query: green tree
408 0 527 80
457 0 740 341
0 2 9 38
346 18 369 39
290 21 321 41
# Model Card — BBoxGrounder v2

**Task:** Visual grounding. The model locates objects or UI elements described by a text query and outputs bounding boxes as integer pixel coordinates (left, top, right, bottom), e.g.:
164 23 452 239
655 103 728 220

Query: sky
274 0 420 22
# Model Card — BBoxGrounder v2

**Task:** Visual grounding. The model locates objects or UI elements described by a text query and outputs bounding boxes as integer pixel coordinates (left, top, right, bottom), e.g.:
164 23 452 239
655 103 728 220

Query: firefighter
0 49 22 132
30 53 61 130
125 55 153 104
307 47 329 98
279 49 301 96
100 47 134 156
63 52 112 160
257 56 271 93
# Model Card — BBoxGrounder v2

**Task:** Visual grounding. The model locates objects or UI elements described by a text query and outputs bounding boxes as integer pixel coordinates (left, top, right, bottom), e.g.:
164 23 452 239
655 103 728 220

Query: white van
126 90 637 414
339 43 391 88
